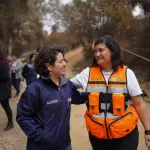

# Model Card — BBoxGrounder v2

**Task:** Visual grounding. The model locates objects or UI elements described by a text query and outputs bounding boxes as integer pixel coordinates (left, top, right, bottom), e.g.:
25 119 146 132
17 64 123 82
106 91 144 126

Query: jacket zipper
58 87 63 100
58 86 67 137
87 114 104 126
108 112 132 128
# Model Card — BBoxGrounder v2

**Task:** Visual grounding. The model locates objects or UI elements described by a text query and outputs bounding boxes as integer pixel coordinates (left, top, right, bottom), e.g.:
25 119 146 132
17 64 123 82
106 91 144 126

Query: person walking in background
71 35 150 150
16 46 85 150
0 48 13 131
22 53 37 86
10 54 22 96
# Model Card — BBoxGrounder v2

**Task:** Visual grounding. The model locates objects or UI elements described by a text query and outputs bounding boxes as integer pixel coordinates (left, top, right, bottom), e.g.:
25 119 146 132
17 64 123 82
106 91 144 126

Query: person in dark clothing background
22 53 37 86
0 48 13 131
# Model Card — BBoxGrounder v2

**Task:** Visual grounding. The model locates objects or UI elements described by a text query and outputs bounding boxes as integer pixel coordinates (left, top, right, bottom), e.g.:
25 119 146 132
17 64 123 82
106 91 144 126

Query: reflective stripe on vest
84 65 138 139
86 66 129 111
86 86 128 93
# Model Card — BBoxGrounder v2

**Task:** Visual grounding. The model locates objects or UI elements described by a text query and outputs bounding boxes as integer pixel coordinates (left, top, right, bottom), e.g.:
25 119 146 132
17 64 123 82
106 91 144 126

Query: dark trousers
0 99 13 123
89 127 139 150
12 78 21 93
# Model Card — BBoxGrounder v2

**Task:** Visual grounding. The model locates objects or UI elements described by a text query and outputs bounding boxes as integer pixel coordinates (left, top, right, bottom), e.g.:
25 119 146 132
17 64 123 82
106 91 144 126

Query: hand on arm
71 83 86 104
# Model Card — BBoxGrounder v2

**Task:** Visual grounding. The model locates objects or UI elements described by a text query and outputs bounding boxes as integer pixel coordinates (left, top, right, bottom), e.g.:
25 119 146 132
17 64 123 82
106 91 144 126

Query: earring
49 71 51 75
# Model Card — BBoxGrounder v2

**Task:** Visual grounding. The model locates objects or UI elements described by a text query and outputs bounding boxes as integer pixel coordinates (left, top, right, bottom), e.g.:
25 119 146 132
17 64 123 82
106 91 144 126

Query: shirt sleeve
127 68 142 97
71 67 90 90
15 60 22 73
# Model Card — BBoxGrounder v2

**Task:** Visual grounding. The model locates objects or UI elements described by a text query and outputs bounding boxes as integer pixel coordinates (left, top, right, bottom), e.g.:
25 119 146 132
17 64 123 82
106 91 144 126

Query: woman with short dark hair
71 35 150 150
0 48 13 131
17 46 84 150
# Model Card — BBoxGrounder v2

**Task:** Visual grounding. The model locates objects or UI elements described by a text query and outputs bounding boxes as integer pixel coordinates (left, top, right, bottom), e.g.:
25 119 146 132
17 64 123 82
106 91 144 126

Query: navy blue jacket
16 77 84 150
22 62 37 85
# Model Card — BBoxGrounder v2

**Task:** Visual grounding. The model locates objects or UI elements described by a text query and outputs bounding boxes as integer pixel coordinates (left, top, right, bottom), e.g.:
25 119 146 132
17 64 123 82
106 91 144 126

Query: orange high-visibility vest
84 65 138 139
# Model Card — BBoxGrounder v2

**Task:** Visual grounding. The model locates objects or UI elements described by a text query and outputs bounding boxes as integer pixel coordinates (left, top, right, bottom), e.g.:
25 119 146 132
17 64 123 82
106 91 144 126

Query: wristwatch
145 130 150 135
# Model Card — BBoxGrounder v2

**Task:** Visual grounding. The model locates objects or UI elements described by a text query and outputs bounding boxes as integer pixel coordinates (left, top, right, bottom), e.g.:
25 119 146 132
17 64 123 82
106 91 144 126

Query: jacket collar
40 75 68 87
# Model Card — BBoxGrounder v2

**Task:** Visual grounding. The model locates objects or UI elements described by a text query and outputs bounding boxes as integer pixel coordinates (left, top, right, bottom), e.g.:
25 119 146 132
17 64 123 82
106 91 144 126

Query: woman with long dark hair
71 35 150 150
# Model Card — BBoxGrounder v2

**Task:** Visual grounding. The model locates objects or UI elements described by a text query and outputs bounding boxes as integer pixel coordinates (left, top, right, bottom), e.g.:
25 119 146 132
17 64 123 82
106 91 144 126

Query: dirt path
0 47 149 150
65 47 85 77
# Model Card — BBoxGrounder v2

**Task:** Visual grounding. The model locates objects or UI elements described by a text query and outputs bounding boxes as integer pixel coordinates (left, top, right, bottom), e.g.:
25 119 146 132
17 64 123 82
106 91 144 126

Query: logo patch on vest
112 78 118 81
93 77 103 80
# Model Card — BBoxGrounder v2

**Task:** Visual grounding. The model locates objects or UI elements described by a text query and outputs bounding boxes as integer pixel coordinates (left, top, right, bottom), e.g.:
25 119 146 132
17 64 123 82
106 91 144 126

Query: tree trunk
8 37 12 56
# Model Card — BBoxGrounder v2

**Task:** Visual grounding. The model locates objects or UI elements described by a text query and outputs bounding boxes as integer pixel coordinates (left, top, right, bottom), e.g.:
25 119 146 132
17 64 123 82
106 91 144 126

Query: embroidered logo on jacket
47 98 58 104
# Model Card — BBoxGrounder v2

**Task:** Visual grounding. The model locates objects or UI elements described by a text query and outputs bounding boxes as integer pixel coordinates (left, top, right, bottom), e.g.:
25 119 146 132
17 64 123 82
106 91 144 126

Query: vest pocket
108 112 137 139
112 93 125 116
88 92 100 114
85 113 105 139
